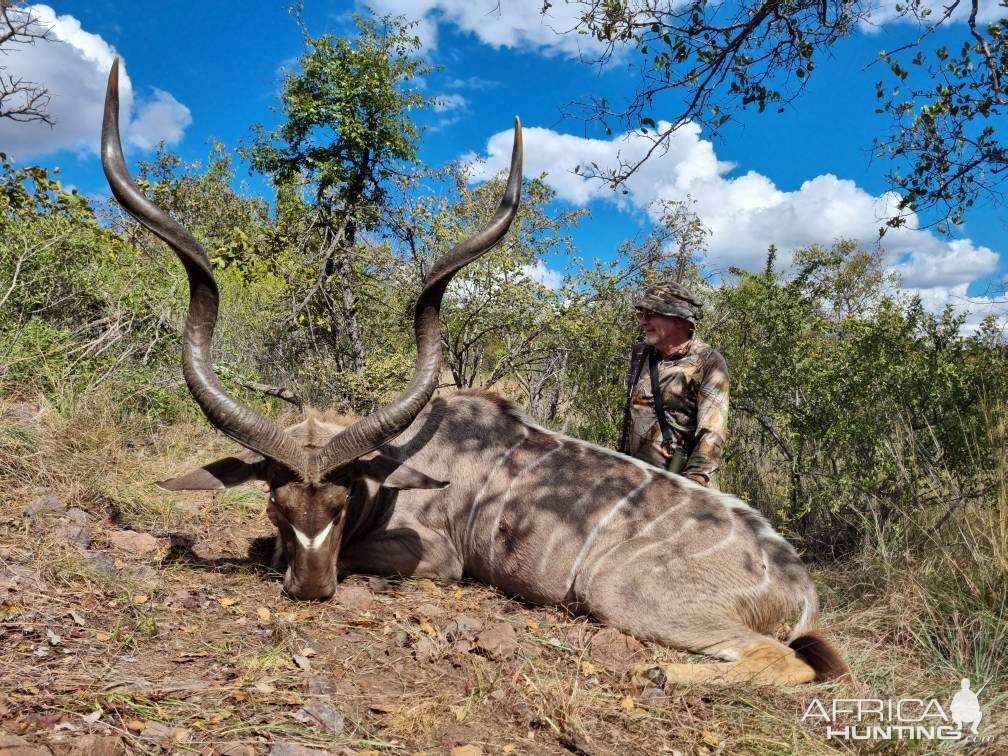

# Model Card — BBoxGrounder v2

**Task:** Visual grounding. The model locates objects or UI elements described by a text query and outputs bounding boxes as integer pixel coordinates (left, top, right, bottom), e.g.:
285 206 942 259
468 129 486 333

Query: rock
139 721 190 745
267 744 328 756
442 615 483 643
61 735 123 755
24 495 66 517
305 676 337 695
474 622 518 659
53 521 90 549
62 508 89 525
415 602 447 619
214 744 255 756
106 530 158 555
336 585 373 612
640 686 667 704
296 697 344 734
412 634 437 662
0 734 52 756
80 551 117 577
589 627 645 672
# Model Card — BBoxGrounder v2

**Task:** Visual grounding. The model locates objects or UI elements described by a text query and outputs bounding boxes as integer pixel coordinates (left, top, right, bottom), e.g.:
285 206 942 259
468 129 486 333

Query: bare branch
0 1 54 124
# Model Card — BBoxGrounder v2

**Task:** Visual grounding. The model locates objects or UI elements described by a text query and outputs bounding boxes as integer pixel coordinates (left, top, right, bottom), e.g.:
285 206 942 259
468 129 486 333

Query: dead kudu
102 60 847 686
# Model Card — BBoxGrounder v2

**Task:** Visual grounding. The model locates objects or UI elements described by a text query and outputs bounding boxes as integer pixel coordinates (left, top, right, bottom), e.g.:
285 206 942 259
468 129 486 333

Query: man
617 281 729 486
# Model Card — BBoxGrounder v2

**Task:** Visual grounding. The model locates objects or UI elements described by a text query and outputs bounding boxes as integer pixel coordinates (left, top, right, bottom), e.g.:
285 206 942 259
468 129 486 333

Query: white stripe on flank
688 516 737 559
488 435 564 567
464 428 529 552
563 471 653 597
514 410 789 548
292 520 334 551
788 594 817 642
535 463 604 579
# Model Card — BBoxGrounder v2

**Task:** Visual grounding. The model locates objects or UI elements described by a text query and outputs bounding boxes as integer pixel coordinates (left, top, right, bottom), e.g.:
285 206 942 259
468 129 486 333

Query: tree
0 1 53 124
546 0 1007 228
392 162 587 408
240 13 431 373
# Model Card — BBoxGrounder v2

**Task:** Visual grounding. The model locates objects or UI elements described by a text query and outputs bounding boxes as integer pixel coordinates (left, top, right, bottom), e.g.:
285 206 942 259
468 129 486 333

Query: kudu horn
101 58 523 482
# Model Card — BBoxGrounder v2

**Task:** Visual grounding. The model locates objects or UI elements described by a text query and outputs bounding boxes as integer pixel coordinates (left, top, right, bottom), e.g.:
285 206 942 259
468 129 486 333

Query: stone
474 622 518 659
24 495 66 517
296 697 344 735
589 627 645 673
61 735 123 755
106 530 158 554
0 734 53 756
335 585 373 612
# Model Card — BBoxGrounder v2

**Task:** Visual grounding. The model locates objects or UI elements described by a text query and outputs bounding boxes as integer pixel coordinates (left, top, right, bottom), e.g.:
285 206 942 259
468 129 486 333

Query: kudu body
102 60 847 686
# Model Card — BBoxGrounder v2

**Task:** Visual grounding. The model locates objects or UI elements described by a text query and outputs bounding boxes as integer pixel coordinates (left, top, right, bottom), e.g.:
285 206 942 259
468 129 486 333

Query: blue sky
3 1 1006 330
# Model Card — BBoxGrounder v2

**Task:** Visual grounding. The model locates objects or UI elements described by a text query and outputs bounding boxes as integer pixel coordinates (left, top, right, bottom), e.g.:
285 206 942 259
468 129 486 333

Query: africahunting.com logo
802 678 994 742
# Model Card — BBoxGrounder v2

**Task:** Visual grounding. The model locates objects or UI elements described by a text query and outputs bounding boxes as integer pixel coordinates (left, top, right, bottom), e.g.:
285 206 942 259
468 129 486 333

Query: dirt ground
0 403 1001 755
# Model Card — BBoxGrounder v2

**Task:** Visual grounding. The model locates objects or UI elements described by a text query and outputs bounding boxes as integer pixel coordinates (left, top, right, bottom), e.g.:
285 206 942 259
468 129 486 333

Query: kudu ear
157 456 264 491
350 454 448 490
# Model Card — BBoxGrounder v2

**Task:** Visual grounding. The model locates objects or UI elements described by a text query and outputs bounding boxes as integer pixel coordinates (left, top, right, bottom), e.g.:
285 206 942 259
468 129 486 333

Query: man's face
637 308 692 349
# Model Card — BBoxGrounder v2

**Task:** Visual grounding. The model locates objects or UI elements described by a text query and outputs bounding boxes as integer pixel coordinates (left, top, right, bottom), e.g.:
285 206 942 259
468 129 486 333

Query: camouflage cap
634 281 702 323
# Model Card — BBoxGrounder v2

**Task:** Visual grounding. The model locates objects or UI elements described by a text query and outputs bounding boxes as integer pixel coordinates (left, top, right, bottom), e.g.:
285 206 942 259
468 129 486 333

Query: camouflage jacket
616 338 730 486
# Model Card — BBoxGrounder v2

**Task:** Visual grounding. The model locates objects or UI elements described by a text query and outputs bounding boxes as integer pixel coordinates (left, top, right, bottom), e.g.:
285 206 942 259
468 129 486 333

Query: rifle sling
648 349 687 474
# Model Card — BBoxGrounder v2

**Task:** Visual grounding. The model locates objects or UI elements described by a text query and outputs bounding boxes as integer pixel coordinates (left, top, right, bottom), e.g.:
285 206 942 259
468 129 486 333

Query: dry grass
1 394 1006 754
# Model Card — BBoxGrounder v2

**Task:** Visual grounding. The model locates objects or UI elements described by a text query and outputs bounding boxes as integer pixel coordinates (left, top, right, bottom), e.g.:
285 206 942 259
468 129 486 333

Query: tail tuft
789 631 852 682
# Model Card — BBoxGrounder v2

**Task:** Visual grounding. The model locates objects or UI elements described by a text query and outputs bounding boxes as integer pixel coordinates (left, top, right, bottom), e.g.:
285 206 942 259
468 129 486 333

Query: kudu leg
577 538 817 687
338 524 463 581
636 634 817 687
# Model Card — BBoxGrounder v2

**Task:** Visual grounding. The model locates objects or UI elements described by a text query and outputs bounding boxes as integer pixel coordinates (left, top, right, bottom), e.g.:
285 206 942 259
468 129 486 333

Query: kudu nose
283 576 337 602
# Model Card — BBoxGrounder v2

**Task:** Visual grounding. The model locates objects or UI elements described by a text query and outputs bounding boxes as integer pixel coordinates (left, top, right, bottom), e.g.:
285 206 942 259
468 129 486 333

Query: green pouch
664 449 688 474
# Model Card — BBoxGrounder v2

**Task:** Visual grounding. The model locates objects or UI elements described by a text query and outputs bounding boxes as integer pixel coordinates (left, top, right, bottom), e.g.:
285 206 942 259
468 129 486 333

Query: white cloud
360 0 607 56
0 4 191 159
522 261 564 290
433 92 468 113
468 121 1008 329
366 0 1005 60
864 0 1004 29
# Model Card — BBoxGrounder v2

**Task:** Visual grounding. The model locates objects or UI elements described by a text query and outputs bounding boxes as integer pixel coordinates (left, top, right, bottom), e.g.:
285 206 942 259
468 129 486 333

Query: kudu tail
788 631 851 682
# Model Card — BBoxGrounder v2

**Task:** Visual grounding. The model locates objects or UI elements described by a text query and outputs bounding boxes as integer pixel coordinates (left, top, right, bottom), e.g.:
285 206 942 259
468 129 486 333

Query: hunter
617 281 730 487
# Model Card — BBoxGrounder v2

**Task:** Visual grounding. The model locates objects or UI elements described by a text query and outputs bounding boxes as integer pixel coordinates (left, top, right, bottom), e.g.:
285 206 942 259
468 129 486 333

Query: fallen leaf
94 632 111 642
83 708 102 723
256 607 271 622
502 745 516 753
68 610 85 626
701 730 721 747
415 578 442 594
620 695 636 712
450 746 482 756
218 597 238 607
46 629 62 646
125 719 146 732
299 647 317 658
292 654 312 671
369 702 401 714
418 620 437 637
526 620 540 631
132 594 149 605
253 681 276 694
580 660 603 676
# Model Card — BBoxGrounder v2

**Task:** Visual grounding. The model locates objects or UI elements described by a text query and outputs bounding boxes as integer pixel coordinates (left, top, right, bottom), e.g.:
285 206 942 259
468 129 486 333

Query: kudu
102 60 847 686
